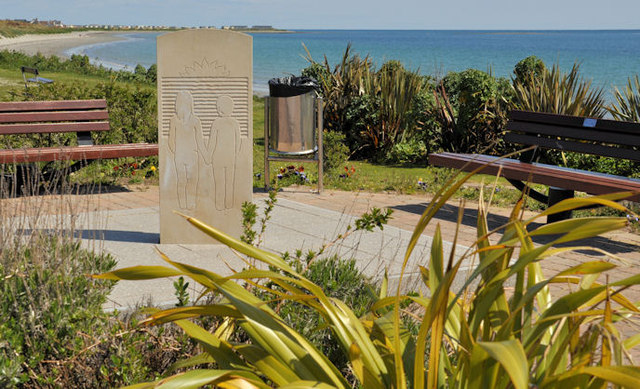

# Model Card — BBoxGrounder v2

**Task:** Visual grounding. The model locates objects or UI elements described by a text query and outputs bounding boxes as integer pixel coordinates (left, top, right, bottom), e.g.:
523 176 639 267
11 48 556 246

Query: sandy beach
0 31 125 58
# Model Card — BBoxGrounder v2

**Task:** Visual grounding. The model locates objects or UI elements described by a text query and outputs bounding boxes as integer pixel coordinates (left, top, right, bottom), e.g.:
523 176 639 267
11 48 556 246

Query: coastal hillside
0 19 82 38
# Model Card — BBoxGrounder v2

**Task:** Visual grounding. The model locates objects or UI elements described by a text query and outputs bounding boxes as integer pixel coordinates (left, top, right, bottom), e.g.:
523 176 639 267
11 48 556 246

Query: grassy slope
0 67 120 100
0 20 87 38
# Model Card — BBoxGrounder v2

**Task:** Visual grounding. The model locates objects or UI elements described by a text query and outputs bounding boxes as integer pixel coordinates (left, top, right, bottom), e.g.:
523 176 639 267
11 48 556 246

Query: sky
3 0 640 30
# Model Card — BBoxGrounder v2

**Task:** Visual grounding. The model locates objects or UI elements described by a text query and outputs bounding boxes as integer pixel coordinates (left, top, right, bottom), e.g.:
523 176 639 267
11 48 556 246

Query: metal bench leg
547 187 574 223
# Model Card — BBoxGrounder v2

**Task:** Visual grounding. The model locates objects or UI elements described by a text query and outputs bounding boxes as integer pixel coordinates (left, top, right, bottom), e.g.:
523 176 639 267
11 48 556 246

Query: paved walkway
3 184 639 311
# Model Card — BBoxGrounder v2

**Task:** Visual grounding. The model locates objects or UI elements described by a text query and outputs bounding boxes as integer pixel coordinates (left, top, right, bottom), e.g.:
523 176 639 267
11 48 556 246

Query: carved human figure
210 95 241 210
168 91 206 210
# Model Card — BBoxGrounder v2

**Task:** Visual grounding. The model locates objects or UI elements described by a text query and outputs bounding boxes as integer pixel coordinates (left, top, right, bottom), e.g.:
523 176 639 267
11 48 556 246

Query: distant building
30 18 63 27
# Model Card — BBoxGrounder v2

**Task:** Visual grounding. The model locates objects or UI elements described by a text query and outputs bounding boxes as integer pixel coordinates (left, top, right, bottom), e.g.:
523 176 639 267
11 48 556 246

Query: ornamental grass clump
512 62 606 117
100 165 640 388
609 74 640 123
303 45 425 161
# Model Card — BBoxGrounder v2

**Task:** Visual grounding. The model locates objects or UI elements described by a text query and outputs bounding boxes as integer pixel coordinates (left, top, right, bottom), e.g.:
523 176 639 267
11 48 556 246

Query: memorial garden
0 29 639 388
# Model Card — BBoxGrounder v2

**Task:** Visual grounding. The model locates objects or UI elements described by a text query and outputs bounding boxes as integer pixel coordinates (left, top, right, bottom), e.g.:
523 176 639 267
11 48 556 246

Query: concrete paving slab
62 195 473 311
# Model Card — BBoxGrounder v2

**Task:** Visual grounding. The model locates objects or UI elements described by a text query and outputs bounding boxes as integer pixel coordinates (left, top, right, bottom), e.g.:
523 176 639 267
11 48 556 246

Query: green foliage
0 20 89 38
301 61 331 87
146 64 157 84
609 74 640 122
513 55 546 85
433 69 511 154
304 45 373 154
240 201 258 244
303 45 426 161
385 138 428 164
322 130 350 172
512 62 606 117
0 50 157 84
241 190 278 247
0 234 116 387
3 80 157 148
173 277 190 307
404 85 439 155
275 255 379 377
511 62 638 177
362 60 425 156
101 170 640 388
0 189 199 388
556 151 640 178
354 207 393 231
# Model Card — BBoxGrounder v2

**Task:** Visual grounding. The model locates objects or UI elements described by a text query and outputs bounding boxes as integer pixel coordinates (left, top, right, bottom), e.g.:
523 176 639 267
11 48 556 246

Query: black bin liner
268 76 319 97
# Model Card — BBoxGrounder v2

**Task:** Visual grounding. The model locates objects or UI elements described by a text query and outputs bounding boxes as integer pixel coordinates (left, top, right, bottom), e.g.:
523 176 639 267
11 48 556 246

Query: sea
65 30 640 97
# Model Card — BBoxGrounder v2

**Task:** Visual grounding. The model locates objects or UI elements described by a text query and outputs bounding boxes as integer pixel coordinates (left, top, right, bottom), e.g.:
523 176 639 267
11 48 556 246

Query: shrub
303 46 426 161
512 62 606 117
609 74 640 122
510 62 640 177
0 233 116 387
433 69 511 154
362 60 424 158
323 130 350 172
0 50 155 84
385 138 428 164
274 255 378 376
513 55 546 85
0 189 196 387
100 170 640 388
7 80 158 146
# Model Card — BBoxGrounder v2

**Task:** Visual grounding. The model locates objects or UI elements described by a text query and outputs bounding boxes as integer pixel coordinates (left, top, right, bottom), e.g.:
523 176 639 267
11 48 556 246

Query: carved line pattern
160 77 249 138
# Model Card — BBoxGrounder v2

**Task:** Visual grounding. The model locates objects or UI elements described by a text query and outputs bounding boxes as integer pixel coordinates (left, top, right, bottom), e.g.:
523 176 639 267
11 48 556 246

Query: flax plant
512 62 606 117
304 46 424 157
304 44 374 135
609 75 640 122
364 62 424 151
100 165 640 388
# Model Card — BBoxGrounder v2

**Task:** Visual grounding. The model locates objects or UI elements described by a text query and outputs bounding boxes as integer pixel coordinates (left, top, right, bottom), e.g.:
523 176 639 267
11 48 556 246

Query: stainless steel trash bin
267 92 318 156
264 93 323 193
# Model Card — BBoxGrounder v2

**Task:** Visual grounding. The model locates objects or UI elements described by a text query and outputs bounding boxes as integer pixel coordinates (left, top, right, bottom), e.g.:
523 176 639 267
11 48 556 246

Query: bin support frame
264 96 323 193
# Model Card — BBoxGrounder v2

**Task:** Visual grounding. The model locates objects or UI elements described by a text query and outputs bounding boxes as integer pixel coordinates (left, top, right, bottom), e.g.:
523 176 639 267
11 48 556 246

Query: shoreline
0 31 127 58
0 30 273 95
0 29 292 60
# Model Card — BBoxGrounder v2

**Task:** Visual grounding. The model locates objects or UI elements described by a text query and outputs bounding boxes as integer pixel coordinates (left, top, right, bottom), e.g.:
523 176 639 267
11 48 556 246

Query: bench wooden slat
0 99 107 113
507 121 640 147
0 143 159 164
428 152 640 201
0 110 109 124
0 121 110 135
509 110 640 135
505 133 640 162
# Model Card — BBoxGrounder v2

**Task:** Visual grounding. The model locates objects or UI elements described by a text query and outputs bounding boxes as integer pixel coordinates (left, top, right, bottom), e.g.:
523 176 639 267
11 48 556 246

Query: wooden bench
0 99 158 191
429 110 640 222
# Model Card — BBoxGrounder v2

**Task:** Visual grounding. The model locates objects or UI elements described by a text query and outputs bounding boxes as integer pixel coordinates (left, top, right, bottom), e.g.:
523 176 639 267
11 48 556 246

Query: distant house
30 19 63 27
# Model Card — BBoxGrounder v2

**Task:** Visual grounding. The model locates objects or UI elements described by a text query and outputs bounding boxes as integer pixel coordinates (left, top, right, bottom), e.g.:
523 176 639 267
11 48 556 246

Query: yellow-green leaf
94 265 183 280
477 340 529 389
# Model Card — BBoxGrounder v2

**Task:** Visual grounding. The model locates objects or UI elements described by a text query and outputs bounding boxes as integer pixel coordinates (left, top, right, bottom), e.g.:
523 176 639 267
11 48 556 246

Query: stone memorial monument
157 30 252 243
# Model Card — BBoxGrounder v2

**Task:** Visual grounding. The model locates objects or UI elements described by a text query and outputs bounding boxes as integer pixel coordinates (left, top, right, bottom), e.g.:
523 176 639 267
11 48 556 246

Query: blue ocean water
66 30 640 96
